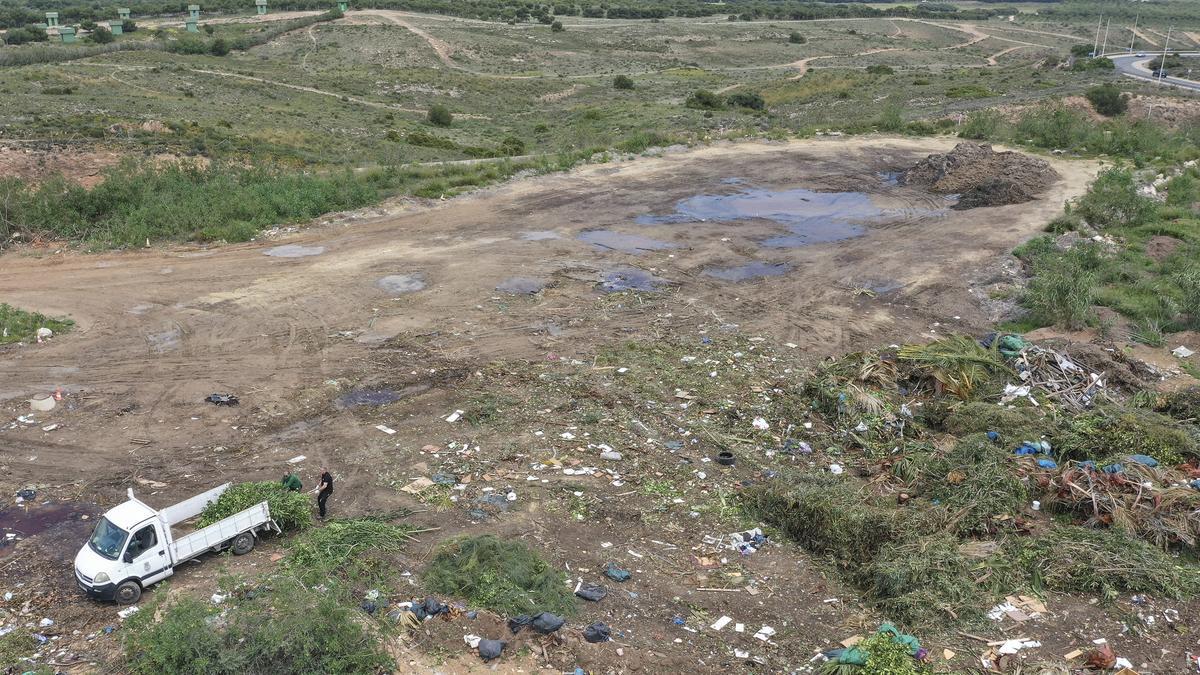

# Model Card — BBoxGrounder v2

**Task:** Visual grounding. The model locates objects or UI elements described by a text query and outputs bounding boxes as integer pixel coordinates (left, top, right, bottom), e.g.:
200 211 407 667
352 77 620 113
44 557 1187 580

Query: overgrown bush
550 19 563 31
862 535 988 627
424 535 575 616
866 64 894 75
788 31 805 44
1175 269 1200 329
685 89 724 110
1076 169 1156 229
613 74 634 90
943 402 1055 442
925 435 1031 535
1085 84 1127 117
198 481 311 531
726 91 765 111
427 104 453 127
87 26 114 44
209 37 229 56
877 103 904 132
958 109 1002 140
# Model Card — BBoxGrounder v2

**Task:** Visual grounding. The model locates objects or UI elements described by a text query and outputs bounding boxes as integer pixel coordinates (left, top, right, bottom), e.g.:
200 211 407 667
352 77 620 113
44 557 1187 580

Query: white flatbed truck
74 483 279 604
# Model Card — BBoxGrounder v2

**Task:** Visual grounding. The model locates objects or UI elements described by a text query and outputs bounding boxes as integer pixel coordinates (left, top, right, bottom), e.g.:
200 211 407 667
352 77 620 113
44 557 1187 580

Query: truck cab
74 498 172 604
75 483 277 605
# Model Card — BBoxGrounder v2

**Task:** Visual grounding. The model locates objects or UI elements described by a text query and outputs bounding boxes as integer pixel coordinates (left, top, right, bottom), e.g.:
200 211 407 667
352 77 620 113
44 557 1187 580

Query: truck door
123 523 172 585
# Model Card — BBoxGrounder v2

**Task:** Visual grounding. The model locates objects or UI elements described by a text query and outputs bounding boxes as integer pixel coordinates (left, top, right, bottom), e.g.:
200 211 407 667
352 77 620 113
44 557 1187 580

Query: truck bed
169 501 276 562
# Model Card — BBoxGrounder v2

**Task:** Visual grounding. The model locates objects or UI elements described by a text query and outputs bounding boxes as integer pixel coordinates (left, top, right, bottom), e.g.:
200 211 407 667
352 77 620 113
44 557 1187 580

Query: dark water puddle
600 267 666 293
637 186 912 248
264 244 326 258
878 171 903 186
703 261 793 282
496 277 546 295
1 502 95 558
521 230 561 241
377 274 426 294
578 229 676 254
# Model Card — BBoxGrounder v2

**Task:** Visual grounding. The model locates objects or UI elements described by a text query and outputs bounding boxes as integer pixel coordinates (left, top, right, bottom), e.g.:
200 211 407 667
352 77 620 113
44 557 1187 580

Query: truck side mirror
123 551 134 563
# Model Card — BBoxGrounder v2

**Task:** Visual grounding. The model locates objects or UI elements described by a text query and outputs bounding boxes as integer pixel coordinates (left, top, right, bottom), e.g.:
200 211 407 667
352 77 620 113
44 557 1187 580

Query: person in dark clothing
315 467 334 519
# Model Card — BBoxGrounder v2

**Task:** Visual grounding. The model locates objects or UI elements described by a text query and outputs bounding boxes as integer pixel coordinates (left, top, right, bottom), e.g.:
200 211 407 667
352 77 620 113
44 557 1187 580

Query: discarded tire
715 451 736 466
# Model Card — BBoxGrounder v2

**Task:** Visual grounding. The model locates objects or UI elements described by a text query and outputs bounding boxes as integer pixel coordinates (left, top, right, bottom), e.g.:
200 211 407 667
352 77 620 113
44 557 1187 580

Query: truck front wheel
231 532 255 555
115 580 142 605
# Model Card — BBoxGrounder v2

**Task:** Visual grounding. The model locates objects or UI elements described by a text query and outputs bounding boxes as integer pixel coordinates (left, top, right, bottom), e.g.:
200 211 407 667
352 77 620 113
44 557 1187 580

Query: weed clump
0 303 73 345
424 535 575 616
198 481 311 531
942 402 1055 439
862 535 989 626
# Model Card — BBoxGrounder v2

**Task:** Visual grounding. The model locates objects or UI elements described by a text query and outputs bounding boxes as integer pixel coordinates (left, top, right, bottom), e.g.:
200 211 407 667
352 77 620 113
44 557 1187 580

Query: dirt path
788 47 902 80
987 44 1031 65
1132 27 1162 48
357 9 458 69
139 9 321 29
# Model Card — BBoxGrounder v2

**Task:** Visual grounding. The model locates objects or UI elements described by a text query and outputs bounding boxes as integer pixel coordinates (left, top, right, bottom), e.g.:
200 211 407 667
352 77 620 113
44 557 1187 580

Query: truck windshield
88 517 129 560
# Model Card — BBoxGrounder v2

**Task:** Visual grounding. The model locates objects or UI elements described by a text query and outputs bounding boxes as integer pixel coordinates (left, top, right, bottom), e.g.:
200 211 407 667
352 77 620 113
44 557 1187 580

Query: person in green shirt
281 468 302 492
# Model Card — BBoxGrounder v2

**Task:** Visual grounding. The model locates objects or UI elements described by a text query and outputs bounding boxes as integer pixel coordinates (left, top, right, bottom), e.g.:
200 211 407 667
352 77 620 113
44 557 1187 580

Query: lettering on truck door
125 523 172 585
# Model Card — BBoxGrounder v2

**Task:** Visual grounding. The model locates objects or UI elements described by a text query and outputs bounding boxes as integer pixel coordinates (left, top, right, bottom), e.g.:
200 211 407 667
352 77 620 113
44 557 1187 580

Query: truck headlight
93 572 110 584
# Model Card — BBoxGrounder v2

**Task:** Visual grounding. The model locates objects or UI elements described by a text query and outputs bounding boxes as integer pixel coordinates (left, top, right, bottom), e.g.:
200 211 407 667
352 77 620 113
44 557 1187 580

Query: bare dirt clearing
0 137 1103 671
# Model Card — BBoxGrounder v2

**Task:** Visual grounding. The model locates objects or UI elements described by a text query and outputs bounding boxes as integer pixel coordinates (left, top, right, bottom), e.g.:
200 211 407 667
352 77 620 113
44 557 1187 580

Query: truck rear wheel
115 580 142 605
231 532 255 555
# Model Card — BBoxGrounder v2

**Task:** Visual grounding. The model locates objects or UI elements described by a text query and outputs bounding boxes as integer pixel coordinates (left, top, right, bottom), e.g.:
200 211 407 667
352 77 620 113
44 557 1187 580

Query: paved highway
1109 52 1200 92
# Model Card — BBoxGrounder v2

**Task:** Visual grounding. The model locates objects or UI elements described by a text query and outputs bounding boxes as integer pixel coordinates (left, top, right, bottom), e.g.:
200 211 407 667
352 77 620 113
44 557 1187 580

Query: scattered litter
711 616 733 631
735 649 750 658
375 424 396 435
532 612 565 634
464 634 482 649
997 639 1041 655
41 424 59 432
1173 346 1195 359
714 451 736 466
445 410 464 423
753 626 776 642
600 448 623 461
703 528 767 555
829 463 844 475
204 393 239 406
752 417 769 430
38 618 53 627
117 607 140 620
287 455 306 464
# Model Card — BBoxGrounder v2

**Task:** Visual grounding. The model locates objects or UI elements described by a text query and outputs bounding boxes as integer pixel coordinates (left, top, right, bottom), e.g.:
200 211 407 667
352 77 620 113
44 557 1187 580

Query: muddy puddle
495 277 546 294
637 182 933 248
377 274 426 294
599 267 667 292
578 229 676 253
704 261 793 282
337 383 431 407
264 244 326 258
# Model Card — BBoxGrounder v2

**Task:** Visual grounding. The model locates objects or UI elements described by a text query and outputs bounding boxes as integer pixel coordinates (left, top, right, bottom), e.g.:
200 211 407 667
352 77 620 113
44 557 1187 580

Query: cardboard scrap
1064 649 1084 660
943 649 955 660
840 635 863 648
400 477 434 494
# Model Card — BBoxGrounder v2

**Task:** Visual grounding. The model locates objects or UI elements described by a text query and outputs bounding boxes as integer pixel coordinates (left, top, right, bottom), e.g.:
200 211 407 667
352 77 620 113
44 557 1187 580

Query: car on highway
1137 52 1146 57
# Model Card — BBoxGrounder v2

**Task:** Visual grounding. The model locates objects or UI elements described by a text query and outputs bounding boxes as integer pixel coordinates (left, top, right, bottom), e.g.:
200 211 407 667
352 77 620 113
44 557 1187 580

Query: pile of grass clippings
198 481 311 531
285 518 421 585
424 535 575 617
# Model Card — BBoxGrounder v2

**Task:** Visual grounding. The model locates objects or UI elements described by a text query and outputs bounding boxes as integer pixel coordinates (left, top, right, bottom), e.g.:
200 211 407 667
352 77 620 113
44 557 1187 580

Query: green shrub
862 535 988 628
789 31 806 44
959 109 1003 140
1076 169 1156 229
198 481 312 531
424 535 575 616
726 91 765 111
1176 269 1200 329
685 89 724 110
88 26 115 44
550 20 564 31
209 38 230 56
866 64 894 75
2 25 50 45
945 84 994 99
943 402 1054 439
860 631 928 674
1085 84 1127 117
1022 246 1099 329
1071 57 1114 71
613 74 634 90
427 104 453 127
1166 172 1199 207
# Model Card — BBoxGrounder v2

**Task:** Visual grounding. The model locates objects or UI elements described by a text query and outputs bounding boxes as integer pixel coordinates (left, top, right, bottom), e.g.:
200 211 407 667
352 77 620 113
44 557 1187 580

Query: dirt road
1 137 1093 479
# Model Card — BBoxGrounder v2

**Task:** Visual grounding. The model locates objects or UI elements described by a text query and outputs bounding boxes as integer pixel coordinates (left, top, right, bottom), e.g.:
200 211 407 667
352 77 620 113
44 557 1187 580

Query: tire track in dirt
1132 28 1161 48
787 47 902 80
986 45 1030 66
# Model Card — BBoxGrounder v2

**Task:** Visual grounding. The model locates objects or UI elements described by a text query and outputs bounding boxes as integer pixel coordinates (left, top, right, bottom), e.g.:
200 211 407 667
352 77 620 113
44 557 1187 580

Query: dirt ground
0 136 1127 672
